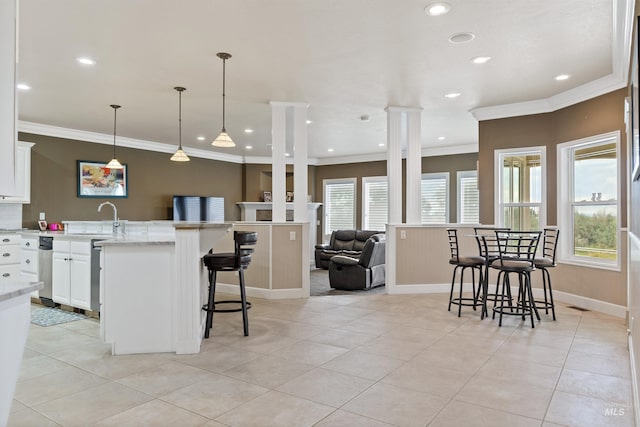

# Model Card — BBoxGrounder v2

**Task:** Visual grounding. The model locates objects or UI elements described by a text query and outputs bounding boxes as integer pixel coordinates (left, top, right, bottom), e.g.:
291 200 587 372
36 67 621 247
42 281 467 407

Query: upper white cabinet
0 142 34 204
0 0 17 197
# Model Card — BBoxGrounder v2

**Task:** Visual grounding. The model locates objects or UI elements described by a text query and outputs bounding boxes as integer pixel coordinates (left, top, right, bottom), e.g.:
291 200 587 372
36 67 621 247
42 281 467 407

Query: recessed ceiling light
444 92 461 99
16 83 31 90
554 74 571 81
197 136 205 141
449 32 475 44
378 143 385 147
285 152 290 157
245 145 253 150
425 2 451 16
328 148 334 152
306 120 313 124
244 128 254 133
471 56 491 64
76 57 96 65
438 136 446 141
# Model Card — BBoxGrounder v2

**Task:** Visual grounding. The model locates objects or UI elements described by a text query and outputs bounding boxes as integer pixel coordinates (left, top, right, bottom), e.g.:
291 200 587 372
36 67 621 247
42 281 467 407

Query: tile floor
8 293 635 427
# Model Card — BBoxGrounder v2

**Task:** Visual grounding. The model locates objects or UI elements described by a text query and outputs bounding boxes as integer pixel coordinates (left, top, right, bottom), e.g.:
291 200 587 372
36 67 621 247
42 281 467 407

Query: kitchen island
0 280 42 427
98 222 232 355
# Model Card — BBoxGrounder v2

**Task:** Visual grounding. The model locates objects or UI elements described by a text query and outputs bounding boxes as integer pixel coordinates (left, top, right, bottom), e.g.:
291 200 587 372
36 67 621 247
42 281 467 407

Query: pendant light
106 104 124 169
212 52 235 147
170 86 190 162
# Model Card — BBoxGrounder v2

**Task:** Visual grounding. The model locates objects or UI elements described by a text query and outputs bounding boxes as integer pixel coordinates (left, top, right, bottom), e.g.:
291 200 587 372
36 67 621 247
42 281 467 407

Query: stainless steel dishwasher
38 236 55 307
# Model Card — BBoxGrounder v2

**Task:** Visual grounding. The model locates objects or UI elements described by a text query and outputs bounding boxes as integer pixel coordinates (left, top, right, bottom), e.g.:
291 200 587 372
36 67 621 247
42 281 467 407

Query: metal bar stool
533 228 559 320
490 230 541 328
202 230 258 338
446 229 485 317
473 227 510 318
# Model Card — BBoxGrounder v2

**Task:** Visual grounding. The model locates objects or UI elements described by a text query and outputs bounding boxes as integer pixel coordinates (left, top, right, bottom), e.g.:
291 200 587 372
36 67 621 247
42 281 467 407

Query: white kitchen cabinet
0 233 21 283
0 142 34 204
52 239 92 310
20 236 39 297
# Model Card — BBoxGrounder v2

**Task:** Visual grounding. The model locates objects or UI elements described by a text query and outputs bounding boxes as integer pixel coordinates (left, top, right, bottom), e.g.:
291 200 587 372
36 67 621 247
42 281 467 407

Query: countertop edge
0 281 43 303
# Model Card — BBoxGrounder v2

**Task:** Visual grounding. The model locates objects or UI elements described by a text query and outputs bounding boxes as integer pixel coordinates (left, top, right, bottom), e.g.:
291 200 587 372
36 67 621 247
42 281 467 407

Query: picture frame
632 16 640 181
38 220 47 231
77 160 128 198
262 191 272 202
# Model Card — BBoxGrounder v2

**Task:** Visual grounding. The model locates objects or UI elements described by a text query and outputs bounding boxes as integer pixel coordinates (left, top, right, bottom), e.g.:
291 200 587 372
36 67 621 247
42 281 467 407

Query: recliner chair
328 234 385 290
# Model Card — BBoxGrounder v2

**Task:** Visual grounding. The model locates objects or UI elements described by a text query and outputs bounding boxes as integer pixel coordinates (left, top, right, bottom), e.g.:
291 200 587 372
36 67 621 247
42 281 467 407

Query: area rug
31 307 87 327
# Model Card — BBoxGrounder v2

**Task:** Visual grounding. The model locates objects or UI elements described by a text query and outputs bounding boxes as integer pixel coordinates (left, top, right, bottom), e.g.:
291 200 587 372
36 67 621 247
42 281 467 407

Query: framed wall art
77 160 128 198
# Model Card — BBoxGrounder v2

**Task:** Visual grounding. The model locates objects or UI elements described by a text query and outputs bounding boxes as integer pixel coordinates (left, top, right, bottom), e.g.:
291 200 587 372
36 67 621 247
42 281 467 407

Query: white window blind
362 176 388 231
457 171 479 224
421 173 449 224
323 178 356 239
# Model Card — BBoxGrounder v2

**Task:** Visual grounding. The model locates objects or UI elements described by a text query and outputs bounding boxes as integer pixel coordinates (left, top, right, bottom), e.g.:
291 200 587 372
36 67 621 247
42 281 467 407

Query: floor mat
31 307 87 327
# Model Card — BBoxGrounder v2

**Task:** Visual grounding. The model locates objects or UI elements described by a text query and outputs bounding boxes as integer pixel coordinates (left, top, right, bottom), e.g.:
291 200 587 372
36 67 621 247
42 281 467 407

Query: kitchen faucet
97 201 121 234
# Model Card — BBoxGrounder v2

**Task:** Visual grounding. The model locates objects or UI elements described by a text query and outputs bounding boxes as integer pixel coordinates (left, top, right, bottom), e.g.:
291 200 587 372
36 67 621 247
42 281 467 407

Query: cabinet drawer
21 249 38 273
53 239 70 252
0 245 20 265
0 234 21 245
0 265 21 280
22 237 38 250
70 241 91 255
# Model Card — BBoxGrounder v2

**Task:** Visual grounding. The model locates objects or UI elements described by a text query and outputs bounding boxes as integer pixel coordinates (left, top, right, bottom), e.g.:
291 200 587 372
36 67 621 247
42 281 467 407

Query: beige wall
478 88 628 307
479 88 627 226
19 133 244 228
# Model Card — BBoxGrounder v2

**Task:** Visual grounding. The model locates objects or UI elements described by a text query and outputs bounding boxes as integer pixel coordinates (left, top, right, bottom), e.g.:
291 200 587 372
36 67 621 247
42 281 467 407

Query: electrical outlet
400 230 406 239
290 231 296 240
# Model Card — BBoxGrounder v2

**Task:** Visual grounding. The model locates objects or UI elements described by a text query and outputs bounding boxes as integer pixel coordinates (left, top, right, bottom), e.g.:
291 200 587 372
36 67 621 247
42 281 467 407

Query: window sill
557 258 621 272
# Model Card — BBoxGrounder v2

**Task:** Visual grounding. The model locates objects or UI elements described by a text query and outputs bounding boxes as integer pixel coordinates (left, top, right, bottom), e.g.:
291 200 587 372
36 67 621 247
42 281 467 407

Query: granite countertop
0 281 43 303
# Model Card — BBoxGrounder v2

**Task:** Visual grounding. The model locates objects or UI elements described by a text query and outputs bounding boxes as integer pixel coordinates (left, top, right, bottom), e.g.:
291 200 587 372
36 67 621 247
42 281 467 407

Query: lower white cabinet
0 233 21 283
52 239 91 310
20 236 39 297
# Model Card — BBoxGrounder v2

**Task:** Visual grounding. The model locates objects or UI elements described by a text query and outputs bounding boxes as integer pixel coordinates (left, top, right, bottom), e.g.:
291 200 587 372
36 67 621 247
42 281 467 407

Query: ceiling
15 0 631 164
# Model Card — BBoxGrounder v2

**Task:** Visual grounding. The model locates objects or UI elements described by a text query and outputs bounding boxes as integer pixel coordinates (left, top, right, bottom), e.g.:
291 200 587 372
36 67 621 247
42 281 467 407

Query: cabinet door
70 253 91 310
0 142 33 203
52 252 70 305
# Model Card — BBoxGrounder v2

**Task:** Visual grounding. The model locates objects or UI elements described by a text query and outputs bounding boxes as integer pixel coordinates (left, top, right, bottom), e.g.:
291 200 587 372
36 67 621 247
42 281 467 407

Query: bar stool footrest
450 297 481 308
202 300 252 313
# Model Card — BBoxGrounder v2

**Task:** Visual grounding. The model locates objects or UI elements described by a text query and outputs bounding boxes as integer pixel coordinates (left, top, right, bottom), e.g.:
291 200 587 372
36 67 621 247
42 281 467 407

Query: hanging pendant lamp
170 86 190 162
212 52 235 147
106 104 124 169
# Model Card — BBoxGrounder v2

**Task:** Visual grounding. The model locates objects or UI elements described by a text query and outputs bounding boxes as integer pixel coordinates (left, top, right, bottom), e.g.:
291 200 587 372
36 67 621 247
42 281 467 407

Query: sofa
314 230 382 269
328 234 386 290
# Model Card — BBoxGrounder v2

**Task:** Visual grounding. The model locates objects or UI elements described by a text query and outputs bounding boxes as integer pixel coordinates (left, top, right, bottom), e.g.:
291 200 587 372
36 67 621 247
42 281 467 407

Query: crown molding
471 0 634 122
18 120 244 164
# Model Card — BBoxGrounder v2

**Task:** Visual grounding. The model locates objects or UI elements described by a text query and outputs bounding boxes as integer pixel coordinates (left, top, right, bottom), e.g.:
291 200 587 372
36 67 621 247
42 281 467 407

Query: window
421 173 449 223
362 176 388 231
457 170 479 224
558 132 620 269
495 147 546 231
323 178 356 240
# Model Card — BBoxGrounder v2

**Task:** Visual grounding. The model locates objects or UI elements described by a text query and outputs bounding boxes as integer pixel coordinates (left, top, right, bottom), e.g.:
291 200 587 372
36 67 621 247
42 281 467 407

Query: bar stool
490 230 541 328
446 229 485 317
473 227 510 318
202 231 258 338
533 228 559 320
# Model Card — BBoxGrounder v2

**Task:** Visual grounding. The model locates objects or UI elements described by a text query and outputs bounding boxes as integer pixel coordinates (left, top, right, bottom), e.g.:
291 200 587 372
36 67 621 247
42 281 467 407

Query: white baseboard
387 282 627 318
629 334 640 427
215 283 305 299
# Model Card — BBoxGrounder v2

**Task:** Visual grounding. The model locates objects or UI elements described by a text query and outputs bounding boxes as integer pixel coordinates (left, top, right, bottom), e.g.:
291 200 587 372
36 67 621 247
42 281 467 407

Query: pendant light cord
112 106 118 158
178 89 183 149
221 56 226 132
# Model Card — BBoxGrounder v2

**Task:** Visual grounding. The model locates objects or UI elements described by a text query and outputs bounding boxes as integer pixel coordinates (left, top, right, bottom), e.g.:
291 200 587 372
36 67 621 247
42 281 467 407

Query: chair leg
239 268 249 336
204 270 217 339
525 272 539 327
448 266 457 312
541 268 550 315
544 268 556 321
457 267 465 317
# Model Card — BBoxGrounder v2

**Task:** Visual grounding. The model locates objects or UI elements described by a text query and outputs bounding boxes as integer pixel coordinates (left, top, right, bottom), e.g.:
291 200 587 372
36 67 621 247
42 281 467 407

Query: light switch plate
400 230 406 239
39 212 46 221
290 231 296 240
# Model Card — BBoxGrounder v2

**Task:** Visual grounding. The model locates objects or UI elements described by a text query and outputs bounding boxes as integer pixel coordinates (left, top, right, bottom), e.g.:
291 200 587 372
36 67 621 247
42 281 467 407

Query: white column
0 0 17 196
270 102 287 222
292 103 309 222
405 109 423 224
386 107 403 224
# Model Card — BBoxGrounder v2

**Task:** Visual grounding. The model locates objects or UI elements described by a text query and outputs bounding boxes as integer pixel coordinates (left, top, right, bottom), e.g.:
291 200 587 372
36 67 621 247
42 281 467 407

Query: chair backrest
494 230 541 268
359 234 385 268
446 228 460 263
473 226 510 259
541 227 559 264
234 231 258 268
